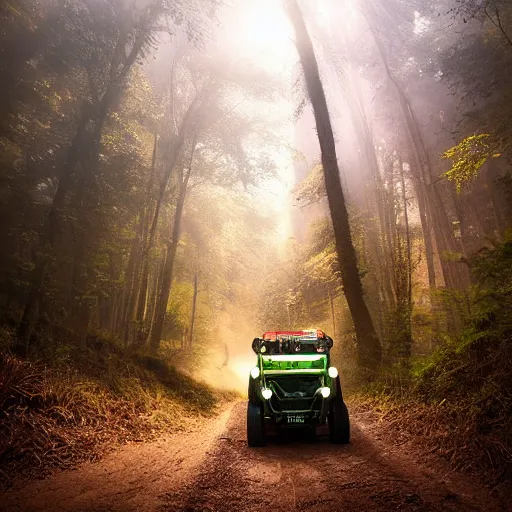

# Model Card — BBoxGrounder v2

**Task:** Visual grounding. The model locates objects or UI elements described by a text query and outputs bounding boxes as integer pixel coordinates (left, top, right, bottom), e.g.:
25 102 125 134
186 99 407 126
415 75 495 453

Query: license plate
287 415 305 424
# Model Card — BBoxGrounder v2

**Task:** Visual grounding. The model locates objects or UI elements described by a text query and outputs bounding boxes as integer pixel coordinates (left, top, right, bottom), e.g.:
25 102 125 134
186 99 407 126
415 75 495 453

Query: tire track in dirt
159 402 502 512
0 406 235 512
1 402 504 512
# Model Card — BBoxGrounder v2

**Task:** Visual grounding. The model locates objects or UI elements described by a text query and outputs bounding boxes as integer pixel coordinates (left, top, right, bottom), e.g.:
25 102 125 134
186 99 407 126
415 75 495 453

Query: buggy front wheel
247 402 266 447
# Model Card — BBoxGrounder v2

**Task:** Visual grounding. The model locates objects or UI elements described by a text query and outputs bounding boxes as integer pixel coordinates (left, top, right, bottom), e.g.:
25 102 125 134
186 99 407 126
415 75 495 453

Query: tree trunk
121 215 145 345
189 271 198 348
136 95 202 330
17 17 160 347
329 288 336 340
399 156 413 359
118 231 140 340
349 68 396 311
399 158 413 311
287 0 382 373
135 131 158 325
369 22 472 294
148 140 197 350
146 250 165 339
17 102 94 349
409 166 437 289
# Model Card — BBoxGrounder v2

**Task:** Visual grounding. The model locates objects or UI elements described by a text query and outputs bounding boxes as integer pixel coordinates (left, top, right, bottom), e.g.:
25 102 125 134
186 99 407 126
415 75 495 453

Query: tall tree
286 0 382 373
16 0 167 348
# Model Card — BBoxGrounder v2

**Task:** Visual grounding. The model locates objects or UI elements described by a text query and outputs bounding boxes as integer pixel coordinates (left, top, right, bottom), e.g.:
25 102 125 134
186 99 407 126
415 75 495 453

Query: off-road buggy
247 329 350 447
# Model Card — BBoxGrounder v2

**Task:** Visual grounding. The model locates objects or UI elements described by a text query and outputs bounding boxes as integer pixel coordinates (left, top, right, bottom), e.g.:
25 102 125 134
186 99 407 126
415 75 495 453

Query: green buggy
247 329 350 447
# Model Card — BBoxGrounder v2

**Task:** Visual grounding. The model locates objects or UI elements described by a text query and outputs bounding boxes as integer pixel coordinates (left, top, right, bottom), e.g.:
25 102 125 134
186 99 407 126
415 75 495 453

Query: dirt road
1 402 504 512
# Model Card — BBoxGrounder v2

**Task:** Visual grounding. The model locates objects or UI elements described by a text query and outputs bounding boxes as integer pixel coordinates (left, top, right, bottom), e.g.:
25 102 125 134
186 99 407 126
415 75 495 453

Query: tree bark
148 139 198 350
346 62 396 312
189 271 198 348
287 0 382 373
135 131 158 325
118 229 140 339
136 93 203 331
396 158 412 308
17 102 94 350
409 165 437 289
368 21 472 294
121 214 146 345
399 156 413 358
17 7 163 347
146 249 165 339
329 288 336 340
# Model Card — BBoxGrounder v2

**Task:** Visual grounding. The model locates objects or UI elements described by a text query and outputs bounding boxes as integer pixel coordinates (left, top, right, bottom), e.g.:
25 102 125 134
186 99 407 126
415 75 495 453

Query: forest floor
1 401 507 512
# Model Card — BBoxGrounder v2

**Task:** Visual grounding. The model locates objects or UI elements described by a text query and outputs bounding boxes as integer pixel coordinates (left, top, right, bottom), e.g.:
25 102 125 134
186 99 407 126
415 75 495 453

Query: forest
1 0 511 507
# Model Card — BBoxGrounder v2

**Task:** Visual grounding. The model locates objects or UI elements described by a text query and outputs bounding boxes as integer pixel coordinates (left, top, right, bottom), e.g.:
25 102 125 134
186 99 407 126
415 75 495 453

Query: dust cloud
198 307 259 396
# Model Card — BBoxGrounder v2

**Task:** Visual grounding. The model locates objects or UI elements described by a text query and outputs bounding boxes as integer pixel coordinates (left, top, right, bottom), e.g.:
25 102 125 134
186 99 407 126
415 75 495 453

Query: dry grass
0 350 237 489
349 331 512 498
351 395 512 480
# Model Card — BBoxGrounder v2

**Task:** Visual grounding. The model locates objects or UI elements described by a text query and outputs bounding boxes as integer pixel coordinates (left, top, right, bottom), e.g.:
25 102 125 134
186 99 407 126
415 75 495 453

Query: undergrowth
0 335 238 489
350 238 512 493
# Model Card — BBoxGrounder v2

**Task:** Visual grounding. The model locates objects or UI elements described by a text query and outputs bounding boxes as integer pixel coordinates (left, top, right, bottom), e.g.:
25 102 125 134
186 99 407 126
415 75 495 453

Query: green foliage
442 134 501 191
415 237 512 398
294 163 325 206
470 235 512 328
163 282 193 342
258 216 340 331
359 238 512 480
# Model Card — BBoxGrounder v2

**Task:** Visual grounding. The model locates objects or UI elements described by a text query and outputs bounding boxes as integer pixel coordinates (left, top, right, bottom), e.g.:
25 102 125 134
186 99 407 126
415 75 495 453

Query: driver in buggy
252 331 334 355
252 335 281 354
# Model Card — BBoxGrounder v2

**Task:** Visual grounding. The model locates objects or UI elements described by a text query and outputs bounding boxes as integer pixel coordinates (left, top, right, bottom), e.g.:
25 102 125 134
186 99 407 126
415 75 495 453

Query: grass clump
0 336 237 488
350 238 512 492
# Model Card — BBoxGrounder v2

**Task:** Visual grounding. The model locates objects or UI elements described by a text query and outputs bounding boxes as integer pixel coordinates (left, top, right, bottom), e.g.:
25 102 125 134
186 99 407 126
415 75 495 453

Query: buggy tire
248 377 259 405
247 402 266 447
328 396 350 444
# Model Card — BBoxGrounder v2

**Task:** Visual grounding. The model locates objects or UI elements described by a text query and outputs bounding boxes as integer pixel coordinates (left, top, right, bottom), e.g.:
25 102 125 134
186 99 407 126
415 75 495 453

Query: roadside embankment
0 343 237 489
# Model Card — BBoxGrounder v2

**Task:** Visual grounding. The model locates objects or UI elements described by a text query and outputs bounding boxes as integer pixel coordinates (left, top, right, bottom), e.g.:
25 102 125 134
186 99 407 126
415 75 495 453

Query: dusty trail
1 402 503 512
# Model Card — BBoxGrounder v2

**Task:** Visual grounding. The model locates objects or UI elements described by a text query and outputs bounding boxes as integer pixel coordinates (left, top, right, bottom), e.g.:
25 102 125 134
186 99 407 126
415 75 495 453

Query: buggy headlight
261 388 272 400
320 387 331 398
328 367 338 379
250 367 260 379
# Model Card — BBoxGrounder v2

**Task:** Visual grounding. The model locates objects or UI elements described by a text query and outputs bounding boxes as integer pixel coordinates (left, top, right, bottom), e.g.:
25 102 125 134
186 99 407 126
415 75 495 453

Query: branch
168 54 179 137
485 6 512 48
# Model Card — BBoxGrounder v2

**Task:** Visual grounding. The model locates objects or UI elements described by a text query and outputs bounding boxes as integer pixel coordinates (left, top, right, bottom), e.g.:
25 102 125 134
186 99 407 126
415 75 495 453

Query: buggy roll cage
251 329 333 355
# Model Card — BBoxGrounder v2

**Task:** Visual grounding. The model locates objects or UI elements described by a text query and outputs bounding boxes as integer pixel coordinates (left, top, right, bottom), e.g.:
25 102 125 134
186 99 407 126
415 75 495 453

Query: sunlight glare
243 1 293 46
239 0 295 73
230 356 255 393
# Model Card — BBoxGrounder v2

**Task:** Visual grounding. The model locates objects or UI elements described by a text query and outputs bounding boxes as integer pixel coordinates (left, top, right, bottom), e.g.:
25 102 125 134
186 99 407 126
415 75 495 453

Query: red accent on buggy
262 330 321 341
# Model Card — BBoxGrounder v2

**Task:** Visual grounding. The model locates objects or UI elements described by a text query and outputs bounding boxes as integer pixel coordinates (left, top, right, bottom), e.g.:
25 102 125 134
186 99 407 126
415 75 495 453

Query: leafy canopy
442 134 501 191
